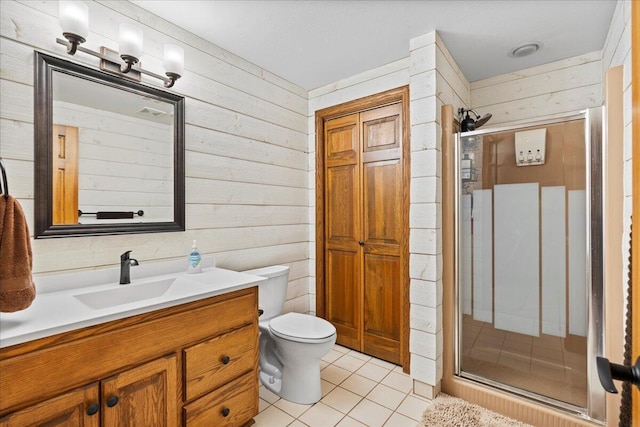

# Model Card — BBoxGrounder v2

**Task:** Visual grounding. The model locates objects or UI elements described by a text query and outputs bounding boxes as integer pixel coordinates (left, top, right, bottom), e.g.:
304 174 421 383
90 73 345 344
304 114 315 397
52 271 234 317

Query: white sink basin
73 278 176 309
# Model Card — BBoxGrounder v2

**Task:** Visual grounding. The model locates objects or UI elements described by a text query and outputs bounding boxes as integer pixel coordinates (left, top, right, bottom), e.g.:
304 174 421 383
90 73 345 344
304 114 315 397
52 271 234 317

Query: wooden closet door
52 125 79 225
361 104 403 364
323 103 404 363
324 114 362 349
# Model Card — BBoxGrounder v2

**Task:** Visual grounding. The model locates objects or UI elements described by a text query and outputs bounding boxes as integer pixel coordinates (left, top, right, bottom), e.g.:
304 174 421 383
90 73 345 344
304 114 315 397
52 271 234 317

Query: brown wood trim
400 86 411 373
604 65 624 426
315 110 326 319
441 104 456 393
632 0 639 423
315 86 411 370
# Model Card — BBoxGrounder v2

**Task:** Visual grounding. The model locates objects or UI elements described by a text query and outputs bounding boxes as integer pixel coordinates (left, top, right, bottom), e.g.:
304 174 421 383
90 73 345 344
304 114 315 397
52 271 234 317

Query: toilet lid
269 313 336 342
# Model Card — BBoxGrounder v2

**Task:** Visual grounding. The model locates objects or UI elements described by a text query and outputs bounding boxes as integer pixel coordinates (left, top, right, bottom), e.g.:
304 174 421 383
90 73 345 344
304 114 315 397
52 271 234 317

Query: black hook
0 157 9 200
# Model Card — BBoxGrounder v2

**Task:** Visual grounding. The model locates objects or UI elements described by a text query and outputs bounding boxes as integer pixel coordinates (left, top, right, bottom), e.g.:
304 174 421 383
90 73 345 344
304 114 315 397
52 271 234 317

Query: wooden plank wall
407 32 470 390
470 51 603 127
0 0 310 313
602 0 634 296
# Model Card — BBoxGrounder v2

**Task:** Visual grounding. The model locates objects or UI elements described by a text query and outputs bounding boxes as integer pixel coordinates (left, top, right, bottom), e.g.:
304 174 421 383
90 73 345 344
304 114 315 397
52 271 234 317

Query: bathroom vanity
0 266 264 427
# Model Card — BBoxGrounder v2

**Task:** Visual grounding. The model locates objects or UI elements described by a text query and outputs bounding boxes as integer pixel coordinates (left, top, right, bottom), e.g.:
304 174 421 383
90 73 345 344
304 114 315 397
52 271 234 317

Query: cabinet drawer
184 324 257 401
183 372 257 427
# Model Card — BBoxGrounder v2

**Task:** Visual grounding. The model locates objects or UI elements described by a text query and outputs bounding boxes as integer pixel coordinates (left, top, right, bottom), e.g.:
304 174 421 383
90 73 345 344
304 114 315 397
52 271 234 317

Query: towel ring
0 157 8 200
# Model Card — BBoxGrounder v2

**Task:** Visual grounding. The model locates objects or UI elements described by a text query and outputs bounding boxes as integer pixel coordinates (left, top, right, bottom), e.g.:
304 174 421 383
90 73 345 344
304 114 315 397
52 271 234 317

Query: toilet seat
269 312 336 344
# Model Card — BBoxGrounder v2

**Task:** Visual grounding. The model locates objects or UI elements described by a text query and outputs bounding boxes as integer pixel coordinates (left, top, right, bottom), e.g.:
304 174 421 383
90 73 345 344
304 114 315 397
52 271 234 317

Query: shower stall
453 108 605 421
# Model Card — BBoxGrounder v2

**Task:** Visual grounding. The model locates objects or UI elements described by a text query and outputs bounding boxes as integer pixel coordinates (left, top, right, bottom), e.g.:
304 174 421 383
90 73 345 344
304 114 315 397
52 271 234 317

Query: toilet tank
243 265 290 320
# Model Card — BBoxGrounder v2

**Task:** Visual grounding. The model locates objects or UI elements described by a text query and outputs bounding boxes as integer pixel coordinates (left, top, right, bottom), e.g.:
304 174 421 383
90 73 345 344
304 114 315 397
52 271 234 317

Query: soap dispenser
187 240 202 274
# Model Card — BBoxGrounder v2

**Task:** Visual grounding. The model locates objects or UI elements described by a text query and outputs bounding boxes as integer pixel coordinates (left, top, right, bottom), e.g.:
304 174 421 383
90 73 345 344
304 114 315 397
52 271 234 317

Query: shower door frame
452 108 605 422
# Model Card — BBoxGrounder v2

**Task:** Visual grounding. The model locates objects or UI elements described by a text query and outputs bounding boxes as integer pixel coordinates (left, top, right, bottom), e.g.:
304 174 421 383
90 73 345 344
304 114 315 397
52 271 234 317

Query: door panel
363 160 402 246
326 115 358 166
327 249 361 348
363 254 401 364
362 104 401 153
326 166 358 242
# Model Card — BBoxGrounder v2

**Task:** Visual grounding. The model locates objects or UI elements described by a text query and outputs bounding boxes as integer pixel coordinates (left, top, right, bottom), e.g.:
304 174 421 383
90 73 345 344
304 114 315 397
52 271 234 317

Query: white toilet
243 265 337 404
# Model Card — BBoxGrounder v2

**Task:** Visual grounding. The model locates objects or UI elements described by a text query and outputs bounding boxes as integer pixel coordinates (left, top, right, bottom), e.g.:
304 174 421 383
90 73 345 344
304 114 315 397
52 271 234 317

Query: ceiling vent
508 42 542 58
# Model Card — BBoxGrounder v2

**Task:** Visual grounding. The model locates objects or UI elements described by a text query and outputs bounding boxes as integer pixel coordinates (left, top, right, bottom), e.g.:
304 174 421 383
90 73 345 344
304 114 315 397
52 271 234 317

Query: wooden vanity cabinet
0 287 259 427
0 356 176 427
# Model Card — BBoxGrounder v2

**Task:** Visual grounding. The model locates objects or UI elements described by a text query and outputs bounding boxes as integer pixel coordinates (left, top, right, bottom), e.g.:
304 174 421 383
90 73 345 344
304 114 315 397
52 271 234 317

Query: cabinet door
101 354 178 427
0 383 99 427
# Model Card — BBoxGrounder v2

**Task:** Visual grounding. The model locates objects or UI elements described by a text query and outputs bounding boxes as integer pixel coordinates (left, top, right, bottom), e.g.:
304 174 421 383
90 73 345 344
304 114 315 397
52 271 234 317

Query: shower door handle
596 356 640 393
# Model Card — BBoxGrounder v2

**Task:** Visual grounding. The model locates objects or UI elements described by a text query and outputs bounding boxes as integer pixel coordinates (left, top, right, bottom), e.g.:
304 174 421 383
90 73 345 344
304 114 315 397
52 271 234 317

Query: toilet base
259 359 323 404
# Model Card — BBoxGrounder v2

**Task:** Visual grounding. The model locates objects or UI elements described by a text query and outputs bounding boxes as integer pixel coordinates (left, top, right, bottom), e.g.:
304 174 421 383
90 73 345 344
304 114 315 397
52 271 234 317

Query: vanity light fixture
57 0 184 88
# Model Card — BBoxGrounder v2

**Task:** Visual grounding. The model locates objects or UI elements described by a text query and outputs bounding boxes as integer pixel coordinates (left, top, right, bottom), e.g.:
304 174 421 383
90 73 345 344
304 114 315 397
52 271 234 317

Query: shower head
458 108 492 132
475 113 492 128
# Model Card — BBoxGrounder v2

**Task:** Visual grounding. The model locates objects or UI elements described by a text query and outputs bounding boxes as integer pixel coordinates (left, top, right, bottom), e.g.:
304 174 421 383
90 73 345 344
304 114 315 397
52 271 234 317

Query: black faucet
120 250 139 285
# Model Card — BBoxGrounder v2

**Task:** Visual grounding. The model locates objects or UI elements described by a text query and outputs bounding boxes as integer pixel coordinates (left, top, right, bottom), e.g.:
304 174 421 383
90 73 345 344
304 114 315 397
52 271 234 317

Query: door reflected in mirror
35 52 185 238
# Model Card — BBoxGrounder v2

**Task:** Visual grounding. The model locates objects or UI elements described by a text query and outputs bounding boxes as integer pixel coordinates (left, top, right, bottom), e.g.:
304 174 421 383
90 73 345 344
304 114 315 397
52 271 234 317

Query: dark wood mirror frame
34 51 185 238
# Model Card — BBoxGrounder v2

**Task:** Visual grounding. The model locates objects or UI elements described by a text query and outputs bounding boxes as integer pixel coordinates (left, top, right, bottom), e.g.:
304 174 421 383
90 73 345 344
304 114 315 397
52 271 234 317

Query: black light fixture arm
119 54 139 74
62 32 85 55
164 72 180 88
458 108 481 120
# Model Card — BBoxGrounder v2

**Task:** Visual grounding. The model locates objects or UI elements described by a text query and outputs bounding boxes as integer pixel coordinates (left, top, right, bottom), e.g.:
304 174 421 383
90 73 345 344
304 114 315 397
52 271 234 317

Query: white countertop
0 265 265 349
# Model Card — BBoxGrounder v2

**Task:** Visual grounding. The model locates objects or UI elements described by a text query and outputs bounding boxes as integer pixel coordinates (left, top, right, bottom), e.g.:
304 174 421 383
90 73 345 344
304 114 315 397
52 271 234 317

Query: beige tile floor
254 344 431 427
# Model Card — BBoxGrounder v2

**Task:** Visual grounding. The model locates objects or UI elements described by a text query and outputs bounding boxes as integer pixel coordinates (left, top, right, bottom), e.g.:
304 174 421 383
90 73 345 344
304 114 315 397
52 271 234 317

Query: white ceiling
131 0 617 91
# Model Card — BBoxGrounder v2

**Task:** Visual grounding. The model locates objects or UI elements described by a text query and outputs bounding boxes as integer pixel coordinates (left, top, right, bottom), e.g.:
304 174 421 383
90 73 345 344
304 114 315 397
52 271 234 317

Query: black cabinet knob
106 395 119 407
221 355 230 365
358 241 364 246
221 407 230 417
86 403 100 416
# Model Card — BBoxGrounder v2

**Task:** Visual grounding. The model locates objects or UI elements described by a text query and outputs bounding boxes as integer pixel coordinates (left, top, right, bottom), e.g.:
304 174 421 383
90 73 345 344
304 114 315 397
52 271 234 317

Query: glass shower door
454 110 604 420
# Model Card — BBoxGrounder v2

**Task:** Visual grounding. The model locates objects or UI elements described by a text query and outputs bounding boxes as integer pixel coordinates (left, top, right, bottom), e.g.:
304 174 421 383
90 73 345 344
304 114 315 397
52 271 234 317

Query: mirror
34 52 185 238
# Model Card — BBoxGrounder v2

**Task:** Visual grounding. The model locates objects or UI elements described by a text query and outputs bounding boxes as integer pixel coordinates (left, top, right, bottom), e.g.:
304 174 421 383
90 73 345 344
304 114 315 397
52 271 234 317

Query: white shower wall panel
541 186 567 337
569 190 587 337
494 183 540 337
472 189 492 323
460 194 472 316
